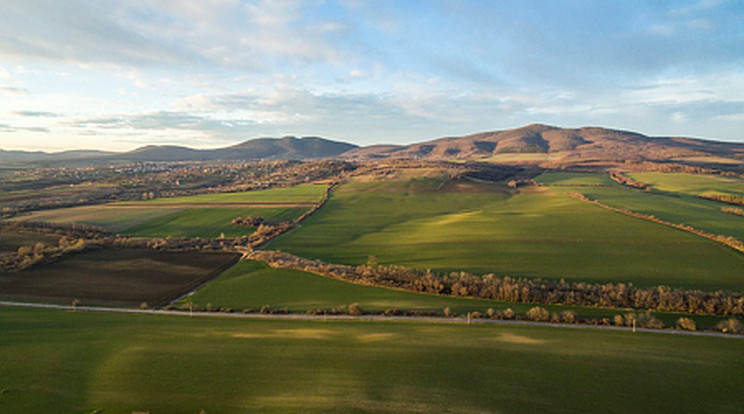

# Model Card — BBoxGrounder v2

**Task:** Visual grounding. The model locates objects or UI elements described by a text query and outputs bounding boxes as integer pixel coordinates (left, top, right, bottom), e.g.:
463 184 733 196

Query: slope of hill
341 124 744 168
0 136 358 164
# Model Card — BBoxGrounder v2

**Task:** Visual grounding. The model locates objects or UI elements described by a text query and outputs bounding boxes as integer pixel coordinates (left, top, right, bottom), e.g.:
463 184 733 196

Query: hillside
0 136 358 165
341 124 744 168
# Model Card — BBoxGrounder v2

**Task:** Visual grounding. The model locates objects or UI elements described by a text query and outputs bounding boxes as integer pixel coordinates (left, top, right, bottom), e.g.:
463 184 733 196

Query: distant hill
0 136 358 165
2 126 742 168
341 124 744 167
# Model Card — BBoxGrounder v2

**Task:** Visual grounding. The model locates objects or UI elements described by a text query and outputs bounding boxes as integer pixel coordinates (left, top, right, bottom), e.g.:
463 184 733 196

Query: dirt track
0 300 740 340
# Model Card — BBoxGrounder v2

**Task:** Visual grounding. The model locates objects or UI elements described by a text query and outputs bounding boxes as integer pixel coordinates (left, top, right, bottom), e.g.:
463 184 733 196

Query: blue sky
1 0 743 151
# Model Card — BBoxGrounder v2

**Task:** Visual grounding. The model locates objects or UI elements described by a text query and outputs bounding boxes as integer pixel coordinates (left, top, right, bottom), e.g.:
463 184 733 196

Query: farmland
627 172 744 198
539 172 744 242
1 306 742 414
186 260 731 329
271 176 744 290
0 231 60 253
126 183 326 205
0 248 239 307
123 207 306 238
11 184 323 238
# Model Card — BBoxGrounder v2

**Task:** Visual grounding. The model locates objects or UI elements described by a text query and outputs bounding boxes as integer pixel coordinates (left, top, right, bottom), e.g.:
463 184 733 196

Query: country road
1 300 741 339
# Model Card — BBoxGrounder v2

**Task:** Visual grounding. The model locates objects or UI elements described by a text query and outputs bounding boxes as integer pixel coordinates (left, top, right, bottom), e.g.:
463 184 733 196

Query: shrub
499 308 515 320
559 310 577 323
676 317 696 331
526 306 550 322
348 303 362 316
716 318 744 334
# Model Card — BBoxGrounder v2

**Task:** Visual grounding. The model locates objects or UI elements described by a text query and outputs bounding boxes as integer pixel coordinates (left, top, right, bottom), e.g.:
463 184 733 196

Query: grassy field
11 205 183 232
126 183 326 205
538 171 744 242
122 207 306 238
270 177 744 290
0 248 238 307
628 172 744 198
10 184 321 237
186 260 731 329
535 171 615 186
0 231 61 253
1 307 741 414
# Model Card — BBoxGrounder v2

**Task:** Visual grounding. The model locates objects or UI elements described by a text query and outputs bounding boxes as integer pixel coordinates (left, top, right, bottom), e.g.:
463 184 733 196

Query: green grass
122 207 307 238
535 171 615 186
539 172 744 242
186 260 730 328
271 180 744 291
127 184 327 205
1 307 741 414
628 172 744 198
13 205 183 232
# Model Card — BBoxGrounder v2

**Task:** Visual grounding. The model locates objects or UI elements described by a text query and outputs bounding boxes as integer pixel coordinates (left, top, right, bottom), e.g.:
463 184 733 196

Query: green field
12 205 183 232
1 307 741 414
126 183 326 205
122 207 307 238
539 171 744 242
535 171 615 186
271 178 744 290
10 184 322 237
186 260 730 328
628 172 744 198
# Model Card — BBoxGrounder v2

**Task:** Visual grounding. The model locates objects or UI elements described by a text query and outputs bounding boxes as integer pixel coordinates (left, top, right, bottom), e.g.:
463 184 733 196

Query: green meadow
186 260 729 328
127 183 326 205
628 172 744 198
539 171 744 241
1 307 741 414
271 178 744 290
122 207 307 238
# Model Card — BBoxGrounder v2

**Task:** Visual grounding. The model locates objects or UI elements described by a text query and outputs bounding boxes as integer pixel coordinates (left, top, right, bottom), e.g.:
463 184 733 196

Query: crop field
0 231 60 253
271 177 744 290
539 171 744 242
12 205 184 232
1 307 741 414
628 172 744 198
187 260 729 328
122 207 306 238
125 183 326 205
0 248 239 307
11 184 322 237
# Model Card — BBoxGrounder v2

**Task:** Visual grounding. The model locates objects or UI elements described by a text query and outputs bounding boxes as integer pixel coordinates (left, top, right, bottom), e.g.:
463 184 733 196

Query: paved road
0 300 740 339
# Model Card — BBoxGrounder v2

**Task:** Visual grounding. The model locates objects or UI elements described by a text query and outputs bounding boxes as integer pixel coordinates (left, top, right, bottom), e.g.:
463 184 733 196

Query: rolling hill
341 124 744 167
2 125 742 168
0 136 358 164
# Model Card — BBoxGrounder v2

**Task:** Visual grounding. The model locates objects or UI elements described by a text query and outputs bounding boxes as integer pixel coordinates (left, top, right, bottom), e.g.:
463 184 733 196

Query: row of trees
701 193 744 206
609 171 650 191
249 250 744 317
567 192 744 253
722 207 744 217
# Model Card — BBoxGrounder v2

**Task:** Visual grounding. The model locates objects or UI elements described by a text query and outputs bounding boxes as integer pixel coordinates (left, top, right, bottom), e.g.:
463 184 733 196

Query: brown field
0 231 61 253
0 248 239 307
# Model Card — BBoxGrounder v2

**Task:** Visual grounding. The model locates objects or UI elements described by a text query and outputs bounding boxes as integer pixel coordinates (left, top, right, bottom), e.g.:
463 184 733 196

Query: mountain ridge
1 125 742 168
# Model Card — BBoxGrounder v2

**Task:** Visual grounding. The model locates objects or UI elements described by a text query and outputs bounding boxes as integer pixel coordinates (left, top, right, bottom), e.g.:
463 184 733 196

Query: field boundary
1 300 741 339
566 192 744 254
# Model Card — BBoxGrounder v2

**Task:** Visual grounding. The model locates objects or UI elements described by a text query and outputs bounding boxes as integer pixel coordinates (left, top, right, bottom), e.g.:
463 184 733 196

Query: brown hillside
341 124 744 168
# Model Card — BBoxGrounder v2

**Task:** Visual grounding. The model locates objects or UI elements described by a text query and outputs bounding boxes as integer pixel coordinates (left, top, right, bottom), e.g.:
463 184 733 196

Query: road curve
0 300 740 340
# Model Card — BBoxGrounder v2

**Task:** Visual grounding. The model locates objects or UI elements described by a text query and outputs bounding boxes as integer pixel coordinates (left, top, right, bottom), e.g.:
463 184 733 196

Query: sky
0 0 743 151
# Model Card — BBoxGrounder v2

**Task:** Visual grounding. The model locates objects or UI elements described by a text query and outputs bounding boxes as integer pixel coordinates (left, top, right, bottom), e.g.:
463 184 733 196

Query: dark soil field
0 248 239 307
0 231 61 253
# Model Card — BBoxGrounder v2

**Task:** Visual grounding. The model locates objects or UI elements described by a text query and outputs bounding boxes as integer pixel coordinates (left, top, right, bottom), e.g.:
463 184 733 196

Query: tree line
249 250 744 317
